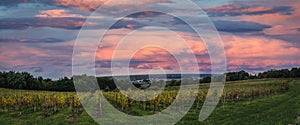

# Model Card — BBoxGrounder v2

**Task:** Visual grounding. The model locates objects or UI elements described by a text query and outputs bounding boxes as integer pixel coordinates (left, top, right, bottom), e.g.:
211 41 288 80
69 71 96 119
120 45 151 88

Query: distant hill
98 74 212 80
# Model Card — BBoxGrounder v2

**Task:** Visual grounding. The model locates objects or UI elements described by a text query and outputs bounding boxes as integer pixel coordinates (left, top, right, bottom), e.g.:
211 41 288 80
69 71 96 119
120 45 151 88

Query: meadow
0 79 299 125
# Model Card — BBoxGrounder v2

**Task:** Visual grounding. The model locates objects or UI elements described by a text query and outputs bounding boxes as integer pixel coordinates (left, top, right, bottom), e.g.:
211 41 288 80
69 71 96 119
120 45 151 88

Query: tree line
0 71 115 92
196 68 300 84
0 67 300 91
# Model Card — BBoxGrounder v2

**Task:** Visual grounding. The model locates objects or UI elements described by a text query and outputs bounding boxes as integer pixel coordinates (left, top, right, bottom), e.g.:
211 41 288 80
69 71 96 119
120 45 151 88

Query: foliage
198 68 300 84
258 68 300 78
226 70 250 81
0 67 299 91
0 71 115 91
0 88 82 116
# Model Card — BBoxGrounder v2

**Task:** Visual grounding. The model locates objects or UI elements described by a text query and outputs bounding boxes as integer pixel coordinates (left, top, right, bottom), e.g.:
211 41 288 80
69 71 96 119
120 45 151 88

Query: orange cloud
93 28 208 73
263 25 299 35
93 25 300 73
130 47 179 70
53 0 106 11
36 9 85 18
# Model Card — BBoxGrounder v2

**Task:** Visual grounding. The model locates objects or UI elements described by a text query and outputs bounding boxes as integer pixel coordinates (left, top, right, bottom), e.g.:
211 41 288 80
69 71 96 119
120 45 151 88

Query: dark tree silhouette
0 67 299 91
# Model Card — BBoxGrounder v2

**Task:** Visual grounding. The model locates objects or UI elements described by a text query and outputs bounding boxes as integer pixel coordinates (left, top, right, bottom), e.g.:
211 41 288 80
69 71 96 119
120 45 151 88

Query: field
0 79 299 125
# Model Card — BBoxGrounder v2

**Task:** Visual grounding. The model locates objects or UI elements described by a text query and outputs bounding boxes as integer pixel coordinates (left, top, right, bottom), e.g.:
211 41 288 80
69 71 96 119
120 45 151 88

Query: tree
226 70 250 81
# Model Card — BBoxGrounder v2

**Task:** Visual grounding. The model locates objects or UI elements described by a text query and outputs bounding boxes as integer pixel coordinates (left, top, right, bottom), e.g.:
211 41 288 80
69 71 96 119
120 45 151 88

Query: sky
0 0 300 79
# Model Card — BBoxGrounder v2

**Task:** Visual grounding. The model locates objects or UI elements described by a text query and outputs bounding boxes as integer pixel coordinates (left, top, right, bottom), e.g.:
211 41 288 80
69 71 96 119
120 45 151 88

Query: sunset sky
0 0 300 79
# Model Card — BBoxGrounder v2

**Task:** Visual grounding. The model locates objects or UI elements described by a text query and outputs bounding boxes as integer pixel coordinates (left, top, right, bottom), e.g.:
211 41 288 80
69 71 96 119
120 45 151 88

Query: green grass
0 79 300 125
0 108 78 125
176 79 300 125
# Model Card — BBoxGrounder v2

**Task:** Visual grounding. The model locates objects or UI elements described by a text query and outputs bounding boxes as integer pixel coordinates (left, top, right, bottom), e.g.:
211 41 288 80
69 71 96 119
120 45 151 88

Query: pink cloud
53 0 170 12
204 3 293 17
0 44 58 71
36 9 85 18
232 2 300 36
223 35 300 71
130 47 179 70
95 27 300 73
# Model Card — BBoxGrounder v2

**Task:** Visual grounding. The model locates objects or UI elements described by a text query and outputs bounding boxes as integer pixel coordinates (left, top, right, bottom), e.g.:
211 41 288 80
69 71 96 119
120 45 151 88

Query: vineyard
0 89 83 117
0 79 293 124
102 79 290 115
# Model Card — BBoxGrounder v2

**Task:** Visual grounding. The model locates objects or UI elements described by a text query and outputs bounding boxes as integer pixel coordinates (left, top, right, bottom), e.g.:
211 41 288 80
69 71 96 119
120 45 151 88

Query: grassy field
0 79 299 125
177 79 300 125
